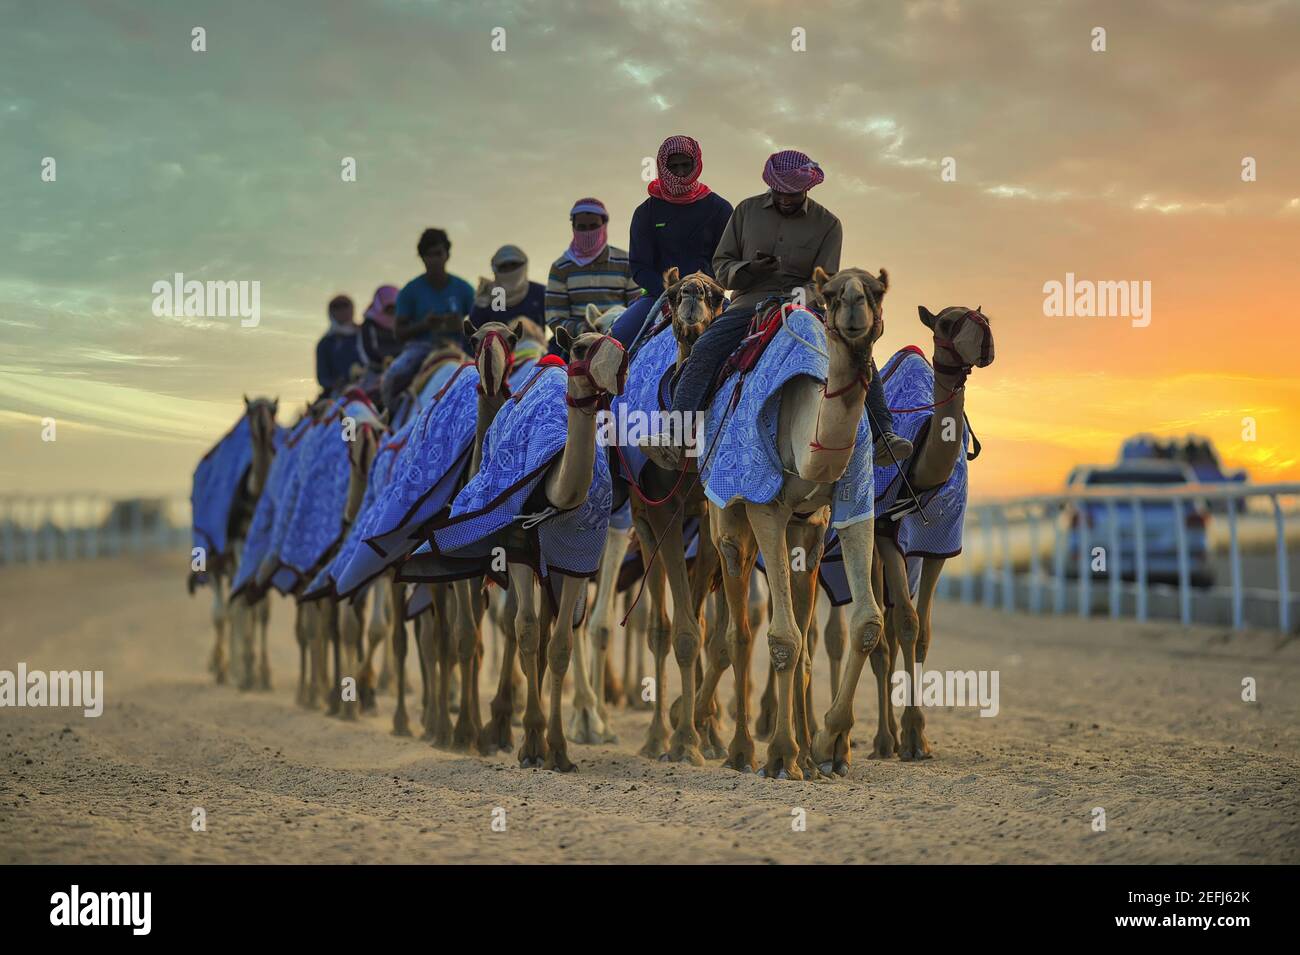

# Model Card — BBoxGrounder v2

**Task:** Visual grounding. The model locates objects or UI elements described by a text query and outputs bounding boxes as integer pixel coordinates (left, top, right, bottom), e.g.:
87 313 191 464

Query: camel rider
315 294 362 396
381 228 476 409
609 135 733 348
468 244 547 329
356 284 400 406
544 198 640 358
639 149 912 471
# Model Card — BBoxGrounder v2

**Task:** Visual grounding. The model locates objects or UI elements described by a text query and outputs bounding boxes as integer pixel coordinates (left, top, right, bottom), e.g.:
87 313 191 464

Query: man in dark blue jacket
315 294 361 395
610 135 732 347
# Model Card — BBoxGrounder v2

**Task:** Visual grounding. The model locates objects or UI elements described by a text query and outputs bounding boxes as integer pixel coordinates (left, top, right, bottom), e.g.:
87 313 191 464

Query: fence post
1133 498 1148 623
1028 505 1042 614
1077 498 1090 619
1053 503 1066 615
1227 493 1243 630
1172 496 1191 626
1106 498 1121 619
1272 494 1290 633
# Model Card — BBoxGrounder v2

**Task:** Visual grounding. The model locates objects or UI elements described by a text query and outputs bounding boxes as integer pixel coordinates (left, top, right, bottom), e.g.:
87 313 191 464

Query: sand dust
2 552 1297 864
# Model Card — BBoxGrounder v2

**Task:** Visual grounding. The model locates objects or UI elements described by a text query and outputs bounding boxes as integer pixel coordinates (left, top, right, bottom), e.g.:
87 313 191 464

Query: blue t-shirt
395 273 477 346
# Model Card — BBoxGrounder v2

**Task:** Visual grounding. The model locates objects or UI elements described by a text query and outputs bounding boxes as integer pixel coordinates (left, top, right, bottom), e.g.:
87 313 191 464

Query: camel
709 266 889 780
848 304 995 764
599 270 725 763
566 301 660 745
448 318 528 753
425 321 626 771
204 394 278 686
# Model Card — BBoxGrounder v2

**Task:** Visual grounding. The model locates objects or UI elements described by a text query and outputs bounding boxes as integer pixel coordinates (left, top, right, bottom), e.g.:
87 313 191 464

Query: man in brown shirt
645 150 908 470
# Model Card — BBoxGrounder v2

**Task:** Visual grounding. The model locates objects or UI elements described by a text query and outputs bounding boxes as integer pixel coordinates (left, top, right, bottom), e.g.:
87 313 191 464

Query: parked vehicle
1119 434 1246 511
1063 462 1214 588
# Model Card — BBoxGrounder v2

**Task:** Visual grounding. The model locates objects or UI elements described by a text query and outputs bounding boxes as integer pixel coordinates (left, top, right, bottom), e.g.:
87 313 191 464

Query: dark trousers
668 302 894 437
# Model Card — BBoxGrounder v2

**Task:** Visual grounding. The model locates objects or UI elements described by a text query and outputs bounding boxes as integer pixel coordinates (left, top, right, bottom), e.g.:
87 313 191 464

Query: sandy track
2 553 1297 864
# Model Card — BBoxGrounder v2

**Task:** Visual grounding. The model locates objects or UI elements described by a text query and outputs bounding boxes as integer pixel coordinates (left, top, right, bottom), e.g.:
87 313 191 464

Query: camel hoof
545 755 577 773
700 743 726 760
818 760 835 776
392 722 412 738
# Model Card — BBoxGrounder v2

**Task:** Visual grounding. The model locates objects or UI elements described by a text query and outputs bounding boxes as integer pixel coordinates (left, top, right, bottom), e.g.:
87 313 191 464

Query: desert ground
2 551 1297 864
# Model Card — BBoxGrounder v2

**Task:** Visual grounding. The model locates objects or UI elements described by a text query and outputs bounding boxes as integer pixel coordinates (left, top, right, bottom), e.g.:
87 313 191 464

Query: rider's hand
752 251 781 274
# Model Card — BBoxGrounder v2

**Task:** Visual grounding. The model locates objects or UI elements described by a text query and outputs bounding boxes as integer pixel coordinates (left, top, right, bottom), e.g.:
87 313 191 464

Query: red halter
565 336 628 412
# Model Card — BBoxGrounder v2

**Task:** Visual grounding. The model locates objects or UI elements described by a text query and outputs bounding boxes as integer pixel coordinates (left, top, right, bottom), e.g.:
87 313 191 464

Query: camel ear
584 303 602 330
663 267 680 289
271 398 279 415
462 318 476 339
918 306 938 329
554 325 573 352
243 394 251 410
878 268 889 293
812 266 831 294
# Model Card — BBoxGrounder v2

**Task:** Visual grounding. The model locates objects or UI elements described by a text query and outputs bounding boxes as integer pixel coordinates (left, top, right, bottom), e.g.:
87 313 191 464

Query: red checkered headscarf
648 135 712 205
761 149 825 193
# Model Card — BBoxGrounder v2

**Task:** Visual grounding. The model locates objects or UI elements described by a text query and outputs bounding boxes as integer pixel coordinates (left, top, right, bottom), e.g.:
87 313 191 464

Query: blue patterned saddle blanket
406 363 612 607
701 308 874 530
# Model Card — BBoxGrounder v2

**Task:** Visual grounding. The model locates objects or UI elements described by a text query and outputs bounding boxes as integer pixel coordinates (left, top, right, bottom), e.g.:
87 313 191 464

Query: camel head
242 394 279 494
242 394 278 448
555 325 628 409
584 302 627 335
663 268 724 349
918 305 995 378
813 267 887 347
465 318 517 399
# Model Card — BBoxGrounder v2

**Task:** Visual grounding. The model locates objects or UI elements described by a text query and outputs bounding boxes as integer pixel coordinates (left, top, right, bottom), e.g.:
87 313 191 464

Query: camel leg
623 586 651 709
745 503 805 779
712 502 758 772
567 585 608 745
787 516 825 778
543 574 586 772
874 539 929 760
388 581 413 736
824 600 846 704
234 594 257 692
754 662 777 741
209 571 230 684
325 599 344 716
593 528 630 710
256 596 272 690
450 579 485 753
338 597 365 720
634 516 673 760
814 520 886 775
481 581 518 753
658 508 706 766
374 582 395 692
511 564 549 768
295 597 311 707
695 587 730 759
416 607 438 740
916 557 945 667
429 584 455 746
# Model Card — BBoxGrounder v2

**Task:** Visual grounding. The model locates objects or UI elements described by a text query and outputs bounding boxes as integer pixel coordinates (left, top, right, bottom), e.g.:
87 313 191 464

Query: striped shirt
544 246 641 334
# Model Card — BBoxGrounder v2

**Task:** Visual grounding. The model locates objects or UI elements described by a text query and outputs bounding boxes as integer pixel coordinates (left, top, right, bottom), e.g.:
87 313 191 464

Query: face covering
647 134 712 205
566 198 609 267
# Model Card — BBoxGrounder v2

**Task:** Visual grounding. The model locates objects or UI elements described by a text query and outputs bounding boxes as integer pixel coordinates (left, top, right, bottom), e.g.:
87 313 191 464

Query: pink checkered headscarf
762 149 825 193
648 135 711 205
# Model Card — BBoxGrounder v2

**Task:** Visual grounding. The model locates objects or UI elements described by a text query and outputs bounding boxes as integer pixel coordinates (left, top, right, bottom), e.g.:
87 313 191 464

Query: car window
1085 471 1188 486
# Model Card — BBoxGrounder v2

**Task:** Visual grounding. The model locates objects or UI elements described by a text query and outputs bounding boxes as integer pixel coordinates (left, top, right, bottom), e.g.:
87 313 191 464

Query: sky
1 0 1298 502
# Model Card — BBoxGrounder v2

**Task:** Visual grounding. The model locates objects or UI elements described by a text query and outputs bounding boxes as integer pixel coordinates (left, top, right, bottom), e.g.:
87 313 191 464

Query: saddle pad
874 347 968 561
190 414 253 567
230 415 313 598
412 364 612 592
700 307 874 529
609 323 676 491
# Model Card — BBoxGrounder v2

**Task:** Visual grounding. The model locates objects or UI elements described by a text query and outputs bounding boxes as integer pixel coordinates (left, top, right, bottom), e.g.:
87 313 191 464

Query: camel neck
911 350 968 489
471 391 508 480
546 398 600 511
791 338 870 483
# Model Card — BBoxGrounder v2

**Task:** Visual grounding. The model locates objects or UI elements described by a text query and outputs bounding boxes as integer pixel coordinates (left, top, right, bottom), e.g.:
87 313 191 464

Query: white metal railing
0 493 192 564
937 482 1299 633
